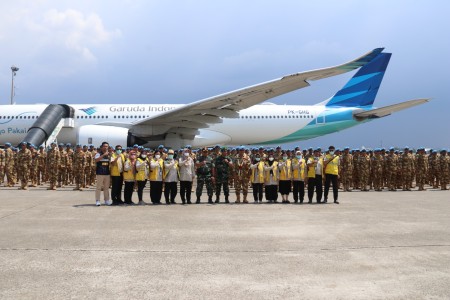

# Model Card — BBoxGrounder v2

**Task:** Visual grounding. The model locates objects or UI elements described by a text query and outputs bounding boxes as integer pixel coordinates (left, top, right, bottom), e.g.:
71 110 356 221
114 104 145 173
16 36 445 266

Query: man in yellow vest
292 150 306 203
110 145 125 205
323 145 340 204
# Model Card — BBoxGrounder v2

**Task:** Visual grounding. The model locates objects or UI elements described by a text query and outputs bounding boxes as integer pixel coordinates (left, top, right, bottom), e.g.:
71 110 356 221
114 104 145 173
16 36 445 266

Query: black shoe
111 201 123 206
300 200 303 204
196 199 200 204
187 200 192 204
171 201 176 204
308 200 312 204
124 201 135 205
294 199 298 203
323 199 328 203
215 199 220 203
334 201 339 204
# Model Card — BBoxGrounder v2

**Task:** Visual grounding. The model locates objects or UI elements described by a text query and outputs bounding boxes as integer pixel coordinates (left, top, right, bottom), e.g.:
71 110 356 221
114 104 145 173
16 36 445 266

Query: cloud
29 9 121 63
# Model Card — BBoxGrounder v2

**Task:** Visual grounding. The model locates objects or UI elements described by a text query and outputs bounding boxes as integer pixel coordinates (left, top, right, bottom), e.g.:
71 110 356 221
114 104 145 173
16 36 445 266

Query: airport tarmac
0 186 449 299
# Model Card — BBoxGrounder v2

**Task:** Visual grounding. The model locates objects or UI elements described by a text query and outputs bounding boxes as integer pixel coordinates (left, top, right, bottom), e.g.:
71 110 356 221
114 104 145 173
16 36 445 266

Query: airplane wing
353 98 430 119
132 48 385 139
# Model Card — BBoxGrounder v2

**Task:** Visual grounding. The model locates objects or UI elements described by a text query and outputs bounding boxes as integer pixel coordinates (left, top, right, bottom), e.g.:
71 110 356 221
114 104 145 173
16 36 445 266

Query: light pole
11 65 19 105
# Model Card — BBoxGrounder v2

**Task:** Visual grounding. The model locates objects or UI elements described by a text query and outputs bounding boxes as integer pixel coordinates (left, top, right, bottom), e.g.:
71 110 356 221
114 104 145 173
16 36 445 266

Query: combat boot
243 194 248 203
235 193 240 203
208 196 213 204
215 195 220 203
225 196 229 204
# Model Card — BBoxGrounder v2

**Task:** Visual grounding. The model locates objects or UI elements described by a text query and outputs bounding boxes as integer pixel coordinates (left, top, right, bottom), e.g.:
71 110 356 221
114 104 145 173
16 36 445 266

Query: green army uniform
213 150 233 203
195 150 214 203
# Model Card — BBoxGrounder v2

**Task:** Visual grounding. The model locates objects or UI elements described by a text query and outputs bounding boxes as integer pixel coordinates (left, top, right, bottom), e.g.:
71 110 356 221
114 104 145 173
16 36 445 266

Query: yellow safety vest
264 161 278 182
149 158 164 181
110 153 125 176
307 157 323 178
123 159 135 181
324 154 339 175
251 161 265 183
292 158 306 180
278 159 292 180
136 158 148 181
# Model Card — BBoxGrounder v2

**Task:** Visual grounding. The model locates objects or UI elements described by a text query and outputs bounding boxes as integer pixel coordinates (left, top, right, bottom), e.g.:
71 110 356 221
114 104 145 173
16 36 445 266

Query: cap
5 142 11 147
66 143 71 147
168 149 174 154
158 144 164 148
58 143 64 146
221 147 227 151
201 147 208 152
76 144 82 147
133 144 138 148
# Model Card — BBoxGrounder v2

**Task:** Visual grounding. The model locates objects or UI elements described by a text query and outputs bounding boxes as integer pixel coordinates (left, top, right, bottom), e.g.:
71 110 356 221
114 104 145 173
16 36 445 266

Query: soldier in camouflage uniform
0 148 5 186
415 147 428 191
89 145 97 186
195 148 214 203
340 147 353 192
57 143 67 187
400 147 414 191
438 149 449 190
17 142 32 190
30 147 40 187
213 147 233 203
233 147 252 203
352 149 360 190
371 149 384 191
47 142 60 190
385 148 398 191
37 145 47 185
82 145 92 187
4 143 16 187
72 144 86 191
65 143 74 185
358 149 370 191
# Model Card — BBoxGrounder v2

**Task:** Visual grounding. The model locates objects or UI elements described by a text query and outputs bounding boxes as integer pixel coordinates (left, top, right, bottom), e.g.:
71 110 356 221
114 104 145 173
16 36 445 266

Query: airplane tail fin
325 52 392 107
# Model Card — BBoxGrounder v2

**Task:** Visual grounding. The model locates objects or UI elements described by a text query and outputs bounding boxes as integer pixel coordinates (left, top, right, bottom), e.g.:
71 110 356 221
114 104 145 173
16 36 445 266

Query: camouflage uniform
415 149 428 191
90 148 97 186
385 151 398 191
17 145 32 189
195 151 214 203
47 145 61 190
37 148 47 185
358 151 370 191
352 151 360 189
30 150 40 187
213 152 233 203
400 151 414 191
57 146 67 187
340 150 353 191
83 147 92 187
371 151 384 191
72 147 86 190
438 151 449 190
5 147 15 186
0 149 5 186
233 152 251 203
66 147 74 185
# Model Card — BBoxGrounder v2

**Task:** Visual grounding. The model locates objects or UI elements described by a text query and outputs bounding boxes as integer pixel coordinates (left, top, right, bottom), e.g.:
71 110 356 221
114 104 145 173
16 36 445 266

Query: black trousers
124 181 135 203
252 183 263 201
180 181 193 202
324 174 338 202
164 182 178 203
292 180 305 202
307 175 322 202
137 180 147 201
111 175 123 203
265 184 278 201
150 181 163 203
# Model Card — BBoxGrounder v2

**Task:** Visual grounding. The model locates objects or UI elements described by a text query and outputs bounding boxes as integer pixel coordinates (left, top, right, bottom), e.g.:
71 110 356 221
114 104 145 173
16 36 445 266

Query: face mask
168 155 174 159
269 157 274 161
116 150 122 154
282 156 288 161
330 151 334 155
141 154 147 158
155 155 160 160
255 157 260 161
296 155 301 159
184 152 189 156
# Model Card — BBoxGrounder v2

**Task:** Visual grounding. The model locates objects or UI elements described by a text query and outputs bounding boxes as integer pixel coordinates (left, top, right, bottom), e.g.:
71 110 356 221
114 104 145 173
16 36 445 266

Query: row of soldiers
0 142 98 190
1 142 449 192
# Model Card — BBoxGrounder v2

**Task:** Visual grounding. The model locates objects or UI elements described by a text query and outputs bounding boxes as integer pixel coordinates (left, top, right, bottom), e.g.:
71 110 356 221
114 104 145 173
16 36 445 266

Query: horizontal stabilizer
353 98 430 119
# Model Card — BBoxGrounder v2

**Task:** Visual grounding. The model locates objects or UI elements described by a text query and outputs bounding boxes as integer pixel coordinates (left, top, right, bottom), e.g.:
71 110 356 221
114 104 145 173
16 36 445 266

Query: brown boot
243 194 248 203
235 193 240 203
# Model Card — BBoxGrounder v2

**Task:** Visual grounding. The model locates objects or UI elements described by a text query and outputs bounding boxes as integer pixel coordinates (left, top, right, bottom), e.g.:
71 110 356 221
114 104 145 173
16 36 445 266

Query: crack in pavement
1 244 449 254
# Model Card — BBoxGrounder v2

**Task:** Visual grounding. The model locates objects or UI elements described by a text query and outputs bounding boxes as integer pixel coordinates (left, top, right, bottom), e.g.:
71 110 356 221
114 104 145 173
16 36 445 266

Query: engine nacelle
77 125 129 147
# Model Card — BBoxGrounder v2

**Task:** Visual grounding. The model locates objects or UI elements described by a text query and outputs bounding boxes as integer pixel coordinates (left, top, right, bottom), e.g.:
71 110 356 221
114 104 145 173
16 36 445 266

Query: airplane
0 47 428 149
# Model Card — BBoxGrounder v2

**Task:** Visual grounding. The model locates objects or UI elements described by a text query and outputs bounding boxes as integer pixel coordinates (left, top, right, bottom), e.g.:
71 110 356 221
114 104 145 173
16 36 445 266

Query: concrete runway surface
0 186 449 299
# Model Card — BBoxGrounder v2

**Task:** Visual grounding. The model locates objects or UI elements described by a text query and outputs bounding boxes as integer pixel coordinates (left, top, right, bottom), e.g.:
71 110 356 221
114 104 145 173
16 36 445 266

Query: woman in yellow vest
323 145 340 204
250 153 265 203
278 150 292 203
307 149 324 203
263 149 279 203
292 150 306 203
150 150 164 204
123 151 137 205
135 149 149 205
163 149 179 204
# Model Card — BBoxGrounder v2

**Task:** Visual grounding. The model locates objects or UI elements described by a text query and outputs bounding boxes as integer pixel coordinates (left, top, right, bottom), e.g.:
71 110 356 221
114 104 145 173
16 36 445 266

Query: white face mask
269 157 274 161
141 154 147 158
155 155 160 159
329 151 334 155
168 155 173 159
282 156 288 161
255 157 260 161
183 152 189 156
296 155 301 159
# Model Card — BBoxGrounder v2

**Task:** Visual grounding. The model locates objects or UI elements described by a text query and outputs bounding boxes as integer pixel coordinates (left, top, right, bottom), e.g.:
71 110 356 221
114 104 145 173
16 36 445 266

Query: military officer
195 147 214 204
213 147 233 203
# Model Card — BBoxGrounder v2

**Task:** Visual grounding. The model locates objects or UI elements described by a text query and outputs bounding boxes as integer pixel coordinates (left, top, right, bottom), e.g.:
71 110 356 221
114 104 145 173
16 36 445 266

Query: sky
0 0 449 149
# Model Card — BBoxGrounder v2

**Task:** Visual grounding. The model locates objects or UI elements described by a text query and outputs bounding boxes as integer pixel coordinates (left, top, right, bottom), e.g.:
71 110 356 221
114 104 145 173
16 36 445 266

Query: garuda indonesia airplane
0 48 428 149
